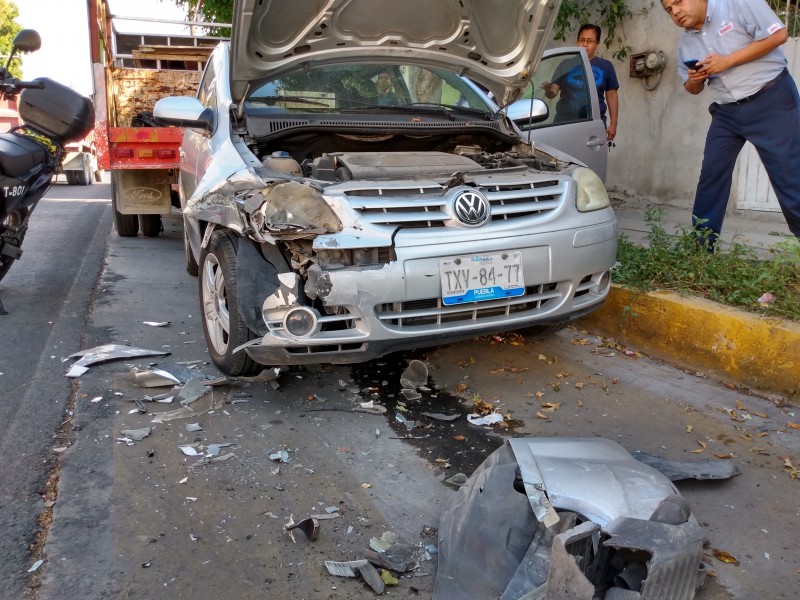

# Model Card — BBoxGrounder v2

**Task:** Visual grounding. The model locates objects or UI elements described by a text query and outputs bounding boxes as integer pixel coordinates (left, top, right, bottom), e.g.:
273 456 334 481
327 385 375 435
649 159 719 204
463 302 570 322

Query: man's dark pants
693 74 800 242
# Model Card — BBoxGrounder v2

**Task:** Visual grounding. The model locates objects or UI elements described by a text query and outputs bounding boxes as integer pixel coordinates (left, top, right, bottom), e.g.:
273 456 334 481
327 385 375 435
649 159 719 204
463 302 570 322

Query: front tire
111 172 139 237
199 230 261 376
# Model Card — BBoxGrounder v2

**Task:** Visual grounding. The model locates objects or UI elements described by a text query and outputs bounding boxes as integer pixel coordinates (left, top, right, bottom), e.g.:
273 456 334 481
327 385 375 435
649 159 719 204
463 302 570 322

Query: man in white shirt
662 0 800 247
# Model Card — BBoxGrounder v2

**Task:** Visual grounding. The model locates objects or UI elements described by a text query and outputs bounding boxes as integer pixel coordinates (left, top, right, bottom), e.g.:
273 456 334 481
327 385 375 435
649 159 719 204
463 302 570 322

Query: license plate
440 252 524 305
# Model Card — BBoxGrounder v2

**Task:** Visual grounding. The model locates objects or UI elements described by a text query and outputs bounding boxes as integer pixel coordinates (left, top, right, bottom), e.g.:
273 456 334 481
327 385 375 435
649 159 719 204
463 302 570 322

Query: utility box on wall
629 51 667 78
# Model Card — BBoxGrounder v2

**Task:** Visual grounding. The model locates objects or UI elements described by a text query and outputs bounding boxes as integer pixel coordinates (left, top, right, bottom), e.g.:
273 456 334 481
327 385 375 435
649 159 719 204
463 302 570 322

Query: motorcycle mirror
12 29 42 54
4 29 41 75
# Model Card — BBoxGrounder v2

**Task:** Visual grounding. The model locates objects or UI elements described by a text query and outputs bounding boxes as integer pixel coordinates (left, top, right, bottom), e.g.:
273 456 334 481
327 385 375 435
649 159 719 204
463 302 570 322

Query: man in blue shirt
663 0 800 246
543 24 620 143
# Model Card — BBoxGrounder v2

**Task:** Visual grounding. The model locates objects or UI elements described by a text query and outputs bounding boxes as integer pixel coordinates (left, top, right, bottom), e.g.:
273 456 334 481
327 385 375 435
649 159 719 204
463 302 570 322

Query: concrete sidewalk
578 197 800 403
610 194 796 256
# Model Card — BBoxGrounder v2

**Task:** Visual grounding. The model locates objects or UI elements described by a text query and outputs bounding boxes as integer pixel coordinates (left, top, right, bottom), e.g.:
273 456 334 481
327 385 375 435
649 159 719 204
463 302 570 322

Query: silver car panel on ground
433 439 707 600
154 0 617 374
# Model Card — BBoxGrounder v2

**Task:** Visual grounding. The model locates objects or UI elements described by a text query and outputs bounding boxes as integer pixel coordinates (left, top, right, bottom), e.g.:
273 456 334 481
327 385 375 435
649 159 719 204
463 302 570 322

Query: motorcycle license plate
439 252 524 306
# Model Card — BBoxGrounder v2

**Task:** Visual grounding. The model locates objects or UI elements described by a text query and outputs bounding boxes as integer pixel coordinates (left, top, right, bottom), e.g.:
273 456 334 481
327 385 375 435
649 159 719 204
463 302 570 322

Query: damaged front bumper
433 438 707 600
242 223 616 365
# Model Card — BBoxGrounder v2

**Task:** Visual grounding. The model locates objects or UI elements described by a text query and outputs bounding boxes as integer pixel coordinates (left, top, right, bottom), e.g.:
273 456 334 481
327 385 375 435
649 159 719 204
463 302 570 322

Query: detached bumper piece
433 439 707 600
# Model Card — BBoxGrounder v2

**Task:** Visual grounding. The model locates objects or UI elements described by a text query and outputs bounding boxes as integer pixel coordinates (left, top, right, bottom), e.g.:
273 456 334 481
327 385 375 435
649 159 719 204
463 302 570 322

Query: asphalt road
0 179 110 598
2 180 798 599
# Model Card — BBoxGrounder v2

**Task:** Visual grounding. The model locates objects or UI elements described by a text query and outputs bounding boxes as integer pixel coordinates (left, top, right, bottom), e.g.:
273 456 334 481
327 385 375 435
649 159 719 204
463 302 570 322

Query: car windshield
246 63 493 114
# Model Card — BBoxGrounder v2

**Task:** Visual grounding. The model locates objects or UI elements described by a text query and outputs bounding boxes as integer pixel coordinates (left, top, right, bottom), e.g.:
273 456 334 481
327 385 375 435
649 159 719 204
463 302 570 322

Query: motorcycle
0 29 95 310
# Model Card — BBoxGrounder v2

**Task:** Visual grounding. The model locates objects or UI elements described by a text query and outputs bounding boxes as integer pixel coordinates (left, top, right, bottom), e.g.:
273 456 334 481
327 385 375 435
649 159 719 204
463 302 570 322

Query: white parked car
154 0 618 375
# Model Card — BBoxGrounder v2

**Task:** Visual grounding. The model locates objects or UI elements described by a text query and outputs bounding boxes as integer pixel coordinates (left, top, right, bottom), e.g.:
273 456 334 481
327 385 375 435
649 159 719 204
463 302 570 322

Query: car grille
375 282 561 329
343 179 565 228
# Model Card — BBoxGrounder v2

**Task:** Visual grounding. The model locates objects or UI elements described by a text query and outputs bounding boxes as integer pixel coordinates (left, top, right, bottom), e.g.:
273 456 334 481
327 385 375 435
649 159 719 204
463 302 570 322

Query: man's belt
730 68 789 105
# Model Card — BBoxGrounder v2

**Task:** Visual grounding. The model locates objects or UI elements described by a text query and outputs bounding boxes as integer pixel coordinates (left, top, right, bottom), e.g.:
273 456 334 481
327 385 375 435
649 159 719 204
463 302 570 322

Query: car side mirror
154 97 215 132
505 98 549 130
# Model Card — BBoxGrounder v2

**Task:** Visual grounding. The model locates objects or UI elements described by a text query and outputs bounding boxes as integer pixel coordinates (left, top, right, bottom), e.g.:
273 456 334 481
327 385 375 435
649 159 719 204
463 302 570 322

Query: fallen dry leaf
454 383 468 394
712 549 739 565
571 338 592 346
692 440 707 454
538 354 547 361
781 456 799 479
535 391 545 400
751 411 768 418
686 425 693 433
555 371 571 379
435 458 451 468
536 411 551 420
541 402 561 412
788 422 800 430
577 399 584 408
574 382 585 390
361 483 372 489
736 400 746 411
458 357 476 368
452 435 465 441
713 453 738 459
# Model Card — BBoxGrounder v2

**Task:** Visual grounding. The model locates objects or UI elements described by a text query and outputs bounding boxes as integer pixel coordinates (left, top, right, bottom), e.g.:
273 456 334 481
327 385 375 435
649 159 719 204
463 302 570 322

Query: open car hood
230 0 560 106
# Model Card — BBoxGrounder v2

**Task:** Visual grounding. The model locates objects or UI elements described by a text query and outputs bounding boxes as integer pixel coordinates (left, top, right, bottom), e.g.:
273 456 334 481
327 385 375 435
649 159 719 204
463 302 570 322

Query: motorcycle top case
19 78 94 143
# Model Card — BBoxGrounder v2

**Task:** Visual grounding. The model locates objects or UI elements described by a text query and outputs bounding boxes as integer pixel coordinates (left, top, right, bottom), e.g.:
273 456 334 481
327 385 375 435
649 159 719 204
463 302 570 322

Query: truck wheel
111 172 139 237
74 161 93 185
139 214 162 237
184 228 199 276
199 230 261 376
66 171 79 185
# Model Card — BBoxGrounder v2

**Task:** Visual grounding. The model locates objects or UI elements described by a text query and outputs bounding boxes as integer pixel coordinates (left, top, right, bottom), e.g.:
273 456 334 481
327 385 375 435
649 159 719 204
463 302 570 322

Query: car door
510 47 608 181
179 57 219 206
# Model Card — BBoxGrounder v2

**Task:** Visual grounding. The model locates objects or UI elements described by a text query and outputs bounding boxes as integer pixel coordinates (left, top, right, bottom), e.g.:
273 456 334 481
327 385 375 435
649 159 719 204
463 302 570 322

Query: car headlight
573 167 610 213
253 181 342 233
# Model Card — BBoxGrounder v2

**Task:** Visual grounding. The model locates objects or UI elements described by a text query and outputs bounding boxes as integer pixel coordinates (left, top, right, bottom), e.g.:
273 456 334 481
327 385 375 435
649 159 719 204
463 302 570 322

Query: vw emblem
453 190 490 226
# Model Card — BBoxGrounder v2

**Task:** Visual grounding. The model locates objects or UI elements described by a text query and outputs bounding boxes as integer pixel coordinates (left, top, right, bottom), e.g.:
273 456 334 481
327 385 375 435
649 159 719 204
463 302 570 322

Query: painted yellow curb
578 285 800 401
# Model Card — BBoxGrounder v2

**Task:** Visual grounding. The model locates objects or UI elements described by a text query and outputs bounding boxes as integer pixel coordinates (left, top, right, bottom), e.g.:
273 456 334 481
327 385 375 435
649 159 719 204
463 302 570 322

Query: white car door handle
586 138 606 148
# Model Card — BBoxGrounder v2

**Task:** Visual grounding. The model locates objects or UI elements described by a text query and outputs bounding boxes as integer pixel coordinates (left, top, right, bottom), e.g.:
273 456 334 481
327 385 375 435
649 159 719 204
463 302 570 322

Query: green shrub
614 207 800 321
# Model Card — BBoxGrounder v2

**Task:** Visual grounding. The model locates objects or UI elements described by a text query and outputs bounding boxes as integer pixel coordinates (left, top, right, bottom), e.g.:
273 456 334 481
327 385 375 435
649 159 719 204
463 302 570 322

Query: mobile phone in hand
683 59 702 71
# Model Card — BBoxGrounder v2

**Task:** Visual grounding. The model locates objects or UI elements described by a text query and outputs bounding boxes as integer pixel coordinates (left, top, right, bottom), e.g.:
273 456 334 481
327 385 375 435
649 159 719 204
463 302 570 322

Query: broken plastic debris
400 359 428 389
325 560 385 594
370 531 398 553
177 378 210 406
422 412 460 422
133 368 181 388
269 450 290 462
401 388 423 401
206 443 234 457
143 321 170 327
240 367 281 389
185 423 203 432
120 428 151 441
179 444 203 456
633 452 742 481
27 559 44 573
395 413 415 430
467 412 504 426
66 344 170 378
284 516 320 542
446 473 468 487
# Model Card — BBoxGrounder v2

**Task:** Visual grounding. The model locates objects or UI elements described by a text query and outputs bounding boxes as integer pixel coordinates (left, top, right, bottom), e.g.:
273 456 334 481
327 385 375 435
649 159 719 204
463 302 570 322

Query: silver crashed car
153 0 618 376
